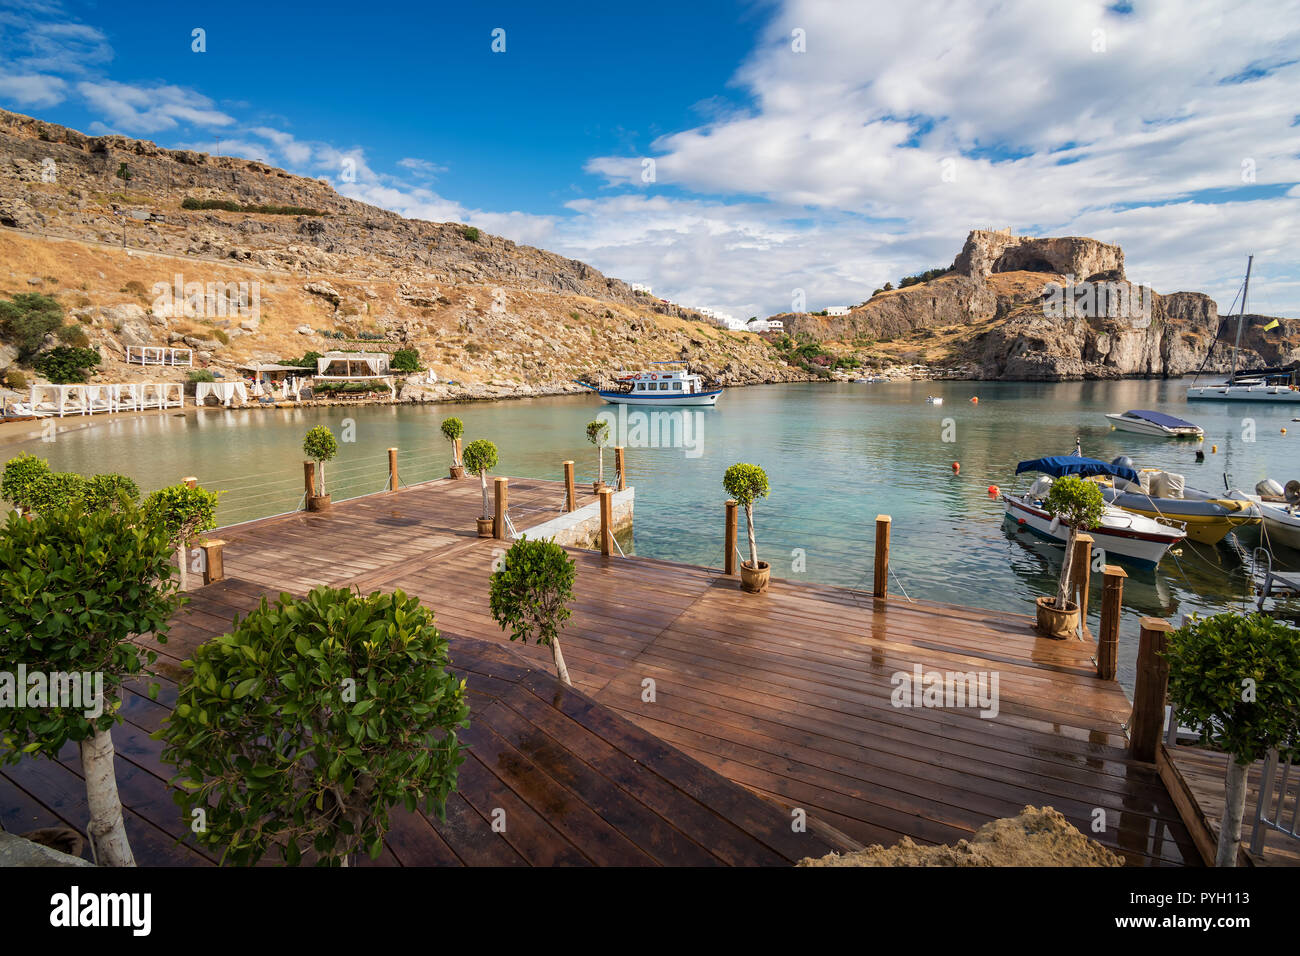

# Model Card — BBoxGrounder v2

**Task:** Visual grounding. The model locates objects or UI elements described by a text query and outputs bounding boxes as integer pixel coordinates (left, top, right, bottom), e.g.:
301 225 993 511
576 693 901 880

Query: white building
746 318 785 333
826 306 851 316
631 283 652 294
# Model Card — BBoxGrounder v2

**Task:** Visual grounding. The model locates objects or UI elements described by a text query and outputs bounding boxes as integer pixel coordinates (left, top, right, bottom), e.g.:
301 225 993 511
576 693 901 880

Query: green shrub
3 369 27 390
115 162 131 182
27 471 89 515
489 537 577 685
0 293 64 359
722 463 771 570
461 439 498 519
54 324 90 348
84 473 141 512
1042 476 1105 611
142 483 218 549
1167 612 1300 865
187 369 215 384
391 348 420 372
461 225 480 242
34 346 100 384
159 586 469 865
303 426 338 496
0 497 180 866
1 453 51 512
440 417 463 466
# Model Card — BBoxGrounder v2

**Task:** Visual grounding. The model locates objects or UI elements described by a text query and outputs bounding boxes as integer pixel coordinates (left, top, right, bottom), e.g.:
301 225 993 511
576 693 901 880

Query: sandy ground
798 806 1126 867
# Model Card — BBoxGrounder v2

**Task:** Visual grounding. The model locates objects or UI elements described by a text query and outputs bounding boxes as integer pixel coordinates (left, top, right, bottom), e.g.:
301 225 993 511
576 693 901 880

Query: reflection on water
9 378 1299 692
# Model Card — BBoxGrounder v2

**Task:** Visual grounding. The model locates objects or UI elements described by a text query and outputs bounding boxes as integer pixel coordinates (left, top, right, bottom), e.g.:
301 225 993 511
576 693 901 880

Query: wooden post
1070 533 1093 635
493 477 509 540
615 446 626 491
200 539 225 585
599 487 613 556
387 447 398 491
563 460 576 513
182 475 198 489
1129 617 1174 761
1097 565 1125 680
303 460 316 499
725 500 738 576
873 515 892 599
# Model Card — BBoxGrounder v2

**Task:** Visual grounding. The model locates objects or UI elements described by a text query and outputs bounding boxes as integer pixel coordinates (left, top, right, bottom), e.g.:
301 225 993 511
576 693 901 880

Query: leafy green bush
461 439 498 519
303 426 338 496
84 473 141 512
490 537 577 685
586 419 610 486
461 225 480 242
0 293 65 359
1042 476 1105 611
1167 612 1300 865
722 463 770 570
187 369 215 384
55 323 90 348
34 346 100 384
1 453 51 513
3 369 26 390
0 498 179 865
115 162 131 182
391 348 420 372
282 350 322 369
142 483 218 548
898 266 950 288
159 586 469 865
27 471 89 515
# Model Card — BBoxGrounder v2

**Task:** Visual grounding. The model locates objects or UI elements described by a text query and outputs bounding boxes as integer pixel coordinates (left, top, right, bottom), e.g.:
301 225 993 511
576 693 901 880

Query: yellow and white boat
1091 465 1262 545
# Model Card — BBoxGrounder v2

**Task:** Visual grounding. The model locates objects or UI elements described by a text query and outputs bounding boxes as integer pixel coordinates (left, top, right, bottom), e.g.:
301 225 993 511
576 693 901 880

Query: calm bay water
10 378 1299 690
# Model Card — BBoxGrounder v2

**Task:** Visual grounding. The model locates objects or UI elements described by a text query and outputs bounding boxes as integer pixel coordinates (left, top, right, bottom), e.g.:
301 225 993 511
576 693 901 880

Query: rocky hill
782 229 1298 380
0 109 809 401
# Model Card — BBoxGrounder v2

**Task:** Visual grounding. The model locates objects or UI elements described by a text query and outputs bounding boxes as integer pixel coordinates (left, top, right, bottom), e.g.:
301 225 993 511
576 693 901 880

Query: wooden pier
1 468 1204 866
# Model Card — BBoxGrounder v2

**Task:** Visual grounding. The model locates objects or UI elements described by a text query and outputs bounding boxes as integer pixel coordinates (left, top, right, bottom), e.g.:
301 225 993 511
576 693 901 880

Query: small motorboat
574 361 722 407
1230 480 1300 551
926 395 943 405
1003 456 1187 568
1105 409 1204 439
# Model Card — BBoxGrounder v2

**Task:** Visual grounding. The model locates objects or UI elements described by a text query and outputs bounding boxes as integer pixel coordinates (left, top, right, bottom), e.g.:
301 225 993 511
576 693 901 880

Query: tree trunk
551 636 572 686
745 503 758 568
176 544 189 591
1216 758 1249 866
1056 526 1075 610
480 472 490 519
318 460 326 497
597 447 604 486
79 722 135 866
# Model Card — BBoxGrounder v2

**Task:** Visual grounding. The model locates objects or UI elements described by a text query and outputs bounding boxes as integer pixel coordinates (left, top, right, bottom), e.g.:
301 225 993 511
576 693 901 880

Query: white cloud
0 71 66 108
75 81 235 134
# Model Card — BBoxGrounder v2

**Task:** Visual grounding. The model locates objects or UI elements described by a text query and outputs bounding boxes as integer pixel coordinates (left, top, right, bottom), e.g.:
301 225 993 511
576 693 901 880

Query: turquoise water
8 378 1298 690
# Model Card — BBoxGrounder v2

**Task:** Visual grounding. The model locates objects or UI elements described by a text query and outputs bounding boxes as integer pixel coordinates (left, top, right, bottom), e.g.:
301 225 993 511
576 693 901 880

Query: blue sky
3 0 1299 320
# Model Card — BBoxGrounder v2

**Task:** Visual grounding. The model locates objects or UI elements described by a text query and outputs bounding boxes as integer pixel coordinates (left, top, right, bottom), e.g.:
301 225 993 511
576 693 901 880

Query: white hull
1105 413 1202 438
1003 493 1184 568
1187 385 1300 402
599 392 720 406
1257 501 1300 550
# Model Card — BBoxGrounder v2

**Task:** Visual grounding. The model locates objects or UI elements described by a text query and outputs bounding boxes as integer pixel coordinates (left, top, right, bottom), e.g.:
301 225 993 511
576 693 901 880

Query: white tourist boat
1003 456 1187 568
1104 409 1204 438
575 362 722 406
1186 255 1300 403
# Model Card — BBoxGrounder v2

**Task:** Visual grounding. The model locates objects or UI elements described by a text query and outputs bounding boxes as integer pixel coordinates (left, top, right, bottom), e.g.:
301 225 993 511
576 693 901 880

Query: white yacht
575 362 722 406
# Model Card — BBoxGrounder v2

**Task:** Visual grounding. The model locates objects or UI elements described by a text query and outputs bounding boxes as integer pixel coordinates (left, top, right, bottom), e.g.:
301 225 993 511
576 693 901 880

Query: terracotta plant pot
1035 596 1079 639
306 494 331 513
740 560 771 594
476 516 494 537
449 465 466 479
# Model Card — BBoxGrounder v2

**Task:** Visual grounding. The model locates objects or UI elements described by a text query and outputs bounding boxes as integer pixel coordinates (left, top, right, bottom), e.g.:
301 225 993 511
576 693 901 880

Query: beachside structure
236 362 309 401
125 346 193 366
315 351 397 399
28 382 184 417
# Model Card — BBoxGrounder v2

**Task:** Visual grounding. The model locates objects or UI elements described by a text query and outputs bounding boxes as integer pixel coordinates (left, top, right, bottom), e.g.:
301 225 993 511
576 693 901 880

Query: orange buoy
987 484 999 497
970 396 979 404
951 461 960 474
1211 444 1218 453
1282 428 1288 435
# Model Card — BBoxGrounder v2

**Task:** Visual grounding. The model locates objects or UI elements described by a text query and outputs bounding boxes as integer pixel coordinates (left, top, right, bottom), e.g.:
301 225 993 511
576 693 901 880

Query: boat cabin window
673 382 682 390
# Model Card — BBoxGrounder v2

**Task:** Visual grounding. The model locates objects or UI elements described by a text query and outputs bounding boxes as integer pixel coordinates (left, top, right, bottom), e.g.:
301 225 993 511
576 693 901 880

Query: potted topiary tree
489 536 578 686
1166 611 1300 866
723 463 771 593
441 417 465 479
462 438 499 537
586 419 610 493
0 452 51 517
159 586 469 865
1036 476 1105 638
0 497 181 866
142 482 219 591
303 425 338 512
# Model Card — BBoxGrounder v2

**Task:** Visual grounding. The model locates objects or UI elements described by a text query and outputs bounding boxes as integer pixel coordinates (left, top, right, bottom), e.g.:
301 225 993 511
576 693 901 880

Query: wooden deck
1158 743 1300 866
3 474 1201 865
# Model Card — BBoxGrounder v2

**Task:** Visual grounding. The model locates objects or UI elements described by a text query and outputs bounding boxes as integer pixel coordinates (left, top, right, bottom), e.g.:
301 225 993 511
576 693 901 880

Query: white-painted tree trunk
318 460 326 496
1056 527 1075 610
1216 758 1248 866
745 503 758 568
597 447 604 486
80 721 135 866
480 472 490 518
551 637 572 686
176 544 189 591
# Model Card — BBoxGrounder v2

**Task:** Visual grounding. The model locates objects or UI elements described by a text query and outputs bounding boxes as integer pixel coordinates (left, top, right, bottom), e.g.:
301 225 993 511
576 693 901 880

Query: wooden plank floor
2 476 1200 865
1 575 831 866
1163 744 1300 866
197 476 1199 865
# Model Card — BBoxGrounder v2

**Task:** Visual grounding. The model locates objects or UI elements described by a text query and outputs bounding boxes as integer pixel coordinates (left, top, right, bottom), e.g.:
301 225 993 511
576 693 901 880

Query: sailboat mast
1230 255 1253 383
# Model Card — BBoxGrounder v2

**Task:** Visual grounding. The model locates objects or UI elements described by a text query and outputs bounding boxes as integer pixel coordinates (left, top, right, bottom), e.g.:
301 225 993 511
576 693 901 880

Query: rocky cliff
782 229 1298 380
0 109 809 399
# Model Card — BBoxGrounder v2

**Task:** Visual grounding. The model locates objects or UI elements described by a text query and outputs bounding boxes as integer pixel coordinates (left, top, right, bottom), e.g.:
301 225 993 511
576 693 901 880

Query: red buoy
988 484 999 497
951 462 960 474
